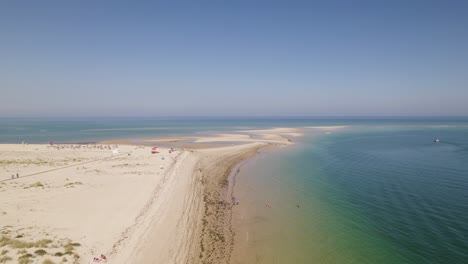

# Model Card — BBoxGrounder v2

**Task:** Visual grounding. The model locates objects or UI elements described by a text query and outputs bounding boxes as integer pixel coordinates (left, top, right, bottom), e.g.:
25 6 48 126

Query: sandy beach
0 128 300 264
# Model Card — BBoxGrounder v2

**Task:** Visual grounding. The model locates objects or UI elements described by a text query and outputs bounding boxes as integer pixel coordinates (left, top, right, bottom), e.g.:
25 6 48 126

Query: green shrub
34 249 47 256
29 182 44 188
18 254 33 259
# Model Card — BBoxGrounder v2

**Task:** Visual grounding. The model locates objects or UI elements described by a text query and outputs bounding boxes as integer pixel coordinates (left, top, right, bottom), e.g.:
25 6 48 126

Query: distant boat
434 138 440 143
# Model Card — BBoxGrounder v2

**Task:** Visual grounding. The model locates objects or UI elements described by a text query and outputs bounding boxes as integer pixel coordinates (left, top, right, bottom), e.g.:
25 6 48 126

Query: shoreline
0 126 352 263
0 128 302 264
195 142 267 264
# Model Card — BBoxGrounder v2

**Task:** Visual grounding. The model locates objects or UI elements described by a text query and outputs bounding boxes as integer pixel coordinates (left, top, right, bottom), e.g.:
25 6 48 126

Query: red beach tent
151 147 158 154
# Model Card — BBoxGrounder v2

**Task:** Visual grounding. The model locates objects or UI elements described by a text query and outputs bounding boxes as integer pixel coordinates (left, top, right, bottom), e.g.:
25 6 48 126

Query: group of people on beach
92 254 107 263
48 143 118 151
10 173 19 179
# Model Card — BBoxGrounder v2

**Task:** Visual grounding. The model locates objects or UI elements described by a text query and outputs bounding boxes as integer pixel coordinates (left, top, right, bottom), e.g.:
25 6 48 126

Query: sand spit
239 127 303 137
305 125 349 131
0 128 300 264
194 143 266 264
103 127 302 147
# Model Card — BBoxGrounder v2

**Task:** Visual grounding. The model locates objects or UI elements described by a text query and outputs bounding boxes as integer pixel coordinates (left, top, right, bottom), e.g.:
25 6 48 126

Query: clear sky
1 1 468 117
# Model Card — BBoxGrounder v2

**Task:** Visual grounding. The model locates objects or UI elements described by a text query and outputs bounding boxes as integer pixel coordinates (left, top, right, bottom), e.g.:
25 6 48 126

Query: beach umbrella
151 146 158 154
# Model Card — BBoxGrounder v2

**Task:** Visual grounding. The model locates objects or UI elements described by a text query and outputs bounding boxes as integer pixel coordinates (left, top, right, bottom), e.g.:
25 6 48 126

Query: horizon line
1 115 468 119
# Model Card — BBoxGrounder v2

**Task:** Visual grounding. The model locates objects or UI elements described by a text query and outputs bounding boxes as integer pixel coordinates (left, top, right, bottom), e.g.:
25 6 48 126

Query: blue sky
1 1 468 117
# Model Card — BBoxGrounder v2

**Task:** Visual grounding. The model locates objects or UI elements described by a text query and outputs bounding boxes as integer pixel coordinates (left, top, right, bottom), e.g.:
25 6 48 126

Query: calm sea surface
0 117 466 143
1 118 467 263
232 125 468 264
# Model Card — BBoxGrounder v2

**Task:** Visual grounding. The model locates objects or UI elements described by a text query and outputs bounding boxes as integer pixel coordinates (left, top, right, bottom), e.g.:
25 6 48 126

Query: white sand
0 129 298 264
187 127 302 145
239 127 303 137
0 144 192 263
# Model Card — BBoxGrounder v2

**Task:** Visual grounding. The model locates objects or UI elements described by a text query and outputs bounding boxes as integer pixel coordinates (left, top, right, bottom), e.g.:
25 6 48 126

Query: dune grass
0 236 80 262
18 258 31 264
18 253 33 264
64 182 82 188
34 249 47 256
0 236 52 248
28 182 45 188
0 159 65 167
0 256 12 263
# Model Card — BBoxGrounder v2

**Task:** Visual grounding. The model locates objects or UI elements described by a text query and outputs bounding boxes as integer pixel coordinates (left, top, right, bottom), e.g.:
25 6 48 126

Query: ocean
1 117 467 263
0 117 466 144
232 124 468 263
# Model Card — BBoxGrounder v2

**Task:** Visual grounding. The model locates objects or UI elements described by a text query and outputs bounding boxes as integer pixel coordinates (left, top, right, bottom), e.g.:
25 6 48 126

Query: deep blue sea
1 117 467 263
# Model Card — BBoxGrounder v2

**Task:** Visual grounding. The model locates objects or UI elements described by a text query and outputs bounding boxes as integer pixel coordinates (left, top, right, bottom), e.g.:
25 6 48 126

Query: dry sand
0 144 186 264
0 128 301 264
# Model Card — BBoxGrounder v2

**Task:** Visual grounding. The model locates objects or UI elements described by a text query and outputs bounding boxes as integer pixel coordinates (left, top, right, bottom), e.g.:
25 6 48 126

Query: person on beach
92 255 107 263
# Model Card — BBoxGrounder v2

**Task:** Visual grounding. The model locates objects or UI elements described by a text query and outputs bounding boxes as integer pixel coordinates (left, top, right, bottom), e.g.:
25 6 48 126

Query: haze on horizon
1 1 468 118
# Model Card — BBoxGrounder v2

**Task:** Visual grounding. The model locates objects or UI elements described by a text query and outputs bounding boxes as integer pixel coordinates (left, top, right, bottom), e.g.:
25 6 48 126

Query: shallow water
232 126 468 263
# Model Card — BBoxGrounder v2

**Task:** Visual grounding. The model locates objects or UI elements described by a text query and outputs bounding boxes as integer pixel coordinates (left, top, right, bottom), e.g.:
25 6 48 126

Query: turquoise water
232 125 468 263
